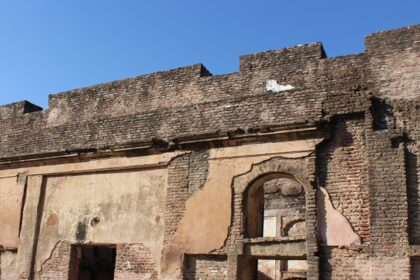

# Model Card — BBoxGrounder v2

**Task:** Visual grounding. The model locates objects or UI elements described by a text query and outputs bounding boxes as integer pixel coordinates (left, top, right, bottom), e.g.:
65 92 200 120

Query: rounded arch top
232 156 313 195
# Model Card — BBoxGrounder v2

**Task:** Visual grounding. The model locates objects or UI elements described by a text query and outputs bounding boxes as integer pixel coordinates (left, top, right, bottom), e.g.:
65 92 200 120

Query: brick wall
1 24 419 279
317 116 370 242
183 254 228 280
391 98 420 244
164 154 190 244
187 151 209 195
114 244 158 280
34 241 72 280
319 246 371 280
366 129 409 256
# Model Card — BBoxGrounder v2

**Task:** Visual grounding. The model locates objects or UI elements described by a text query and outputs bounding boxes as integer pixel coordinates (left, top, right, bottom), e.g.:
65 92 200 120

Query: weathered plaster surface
0 251 18 279
35 169 167 276
16 175 43 279
161 140 321 278
11 153 182 279
317 187 361 246
181 140 321 252
0 177 23 249
0 151 186 179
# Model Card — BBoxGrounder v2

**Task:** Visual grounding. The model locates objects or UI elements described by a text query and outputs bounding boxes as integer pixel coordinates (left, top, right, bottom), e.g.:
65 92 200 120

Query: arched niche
244 173 306 238
229 157 317 280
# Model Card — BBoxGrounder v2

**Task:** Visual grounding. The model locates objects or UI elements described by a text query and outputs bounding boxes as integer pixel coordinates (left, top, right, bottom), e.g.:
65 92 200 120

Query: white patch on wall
265 80 295 93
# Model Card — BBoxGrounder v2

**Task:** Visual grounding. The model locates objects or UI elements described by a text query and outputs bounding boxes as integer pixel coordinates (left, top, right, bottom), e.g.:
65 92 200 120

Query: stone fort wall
0 24 419 279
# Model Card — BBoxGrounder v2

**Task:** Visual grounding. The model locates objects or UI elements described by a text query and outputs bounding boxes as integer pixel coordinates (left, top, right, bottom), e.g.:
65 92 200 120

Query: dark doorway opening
70 245 116 280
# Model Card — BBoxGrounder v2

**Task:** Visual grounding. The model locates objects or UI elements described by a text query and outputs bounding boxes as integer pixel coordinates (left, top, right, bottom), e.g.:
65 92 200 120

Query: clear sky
0 1 419 108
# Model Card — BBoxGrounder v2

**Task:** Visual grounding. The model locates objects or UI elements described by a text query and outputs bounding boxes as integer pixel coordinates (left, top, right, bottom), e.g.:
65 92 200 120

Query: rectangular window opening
70 245 116 280
257 258 307 280
411 257 420 280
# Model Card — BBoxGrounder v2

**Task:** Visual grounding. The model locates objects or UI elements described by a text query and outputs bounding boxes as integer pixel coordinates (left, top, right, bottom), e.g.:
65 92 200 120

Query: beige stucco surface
0 251 18 279
177 139 321 253
0 176 23 249
0 151 185 179
34 169 167 274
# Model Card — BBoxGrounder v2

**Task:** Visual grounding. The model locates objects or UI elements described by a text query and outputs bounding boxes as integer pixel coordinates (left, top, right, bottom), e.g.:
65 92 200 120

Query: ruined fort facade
0 24 419 280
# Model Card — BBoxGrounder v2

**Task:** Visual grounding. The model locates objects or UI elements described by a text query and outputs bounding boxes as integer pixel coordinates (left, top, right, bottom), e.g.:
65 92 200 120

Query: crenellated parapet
0 24 418 162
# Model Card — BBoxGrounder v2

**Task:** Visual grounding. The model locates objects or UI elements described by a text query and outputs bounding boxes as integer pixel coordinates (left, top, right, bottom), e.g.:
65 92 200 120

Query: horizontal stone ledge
243 238 306 259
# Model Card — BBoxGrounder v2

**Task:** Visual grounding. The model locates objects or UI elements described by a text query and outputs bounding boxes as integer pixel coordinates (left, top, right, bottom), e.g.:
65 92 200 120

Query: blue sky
0 1 419 108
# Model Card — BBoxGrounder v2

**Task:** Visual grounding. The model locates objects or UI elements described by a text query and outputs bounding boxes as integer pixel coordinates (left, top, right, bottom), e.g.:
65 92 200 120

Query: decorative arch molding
232 156 313 195
231 156 314 238
227 155 319 279
283 218 306 237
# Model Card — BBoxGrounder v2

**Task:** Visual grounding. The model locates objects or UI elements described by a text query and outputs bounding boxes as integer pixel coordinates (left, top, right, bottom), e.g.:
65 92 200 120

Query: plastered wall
0 177 24 249
34 169 166 274
0 24 418 280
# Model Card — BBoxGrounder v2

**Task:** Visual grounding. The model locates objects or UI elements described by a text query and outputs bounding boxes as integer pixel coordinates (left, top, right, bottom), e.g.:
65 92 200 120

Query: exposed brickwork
34 241 72 280
187 150 209 195
370 257 411 280
365 25 420 99
229 156 319 279
114 244 158 280
164 154 190 244
183 254 228 280
366 129 410 256
1 25 419 279
391 97 420 244
317 117 370 242
319 246 371 280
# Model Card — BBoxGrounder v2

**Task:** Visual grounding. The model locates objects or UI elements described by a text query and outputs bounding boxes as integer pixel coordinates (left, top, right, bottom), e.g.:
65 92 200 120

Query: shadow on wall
406 149 420 244
316 119 354 190
257 271 273 280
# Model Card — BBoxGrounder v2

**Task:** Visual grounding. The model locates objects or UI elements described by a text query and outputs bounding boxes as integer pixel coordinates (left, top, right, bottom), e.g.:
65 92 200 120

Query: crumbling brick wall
317 116 370 242
34 241 72 280
183 255 228 280
114 244 158 280
0 24 419 280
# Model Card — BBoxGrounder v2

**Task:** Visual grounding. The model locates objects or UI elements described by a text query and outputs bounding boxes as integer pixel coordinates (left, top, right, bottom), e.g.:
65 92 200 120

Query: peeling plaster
265 80 295 93
36 240 62 274
317 187 361 246
161 141 321 279
0 251 18 279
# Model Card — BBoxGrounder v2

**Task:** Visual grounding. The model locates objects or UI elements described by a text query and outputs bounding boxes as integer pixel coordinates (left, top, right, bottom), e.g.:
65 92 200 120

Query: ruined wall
392 98 420 245
317 117 370 242
183 255 228 280
34 169 166 278
161 140 321 279
114 244 159 280
0 24 419 280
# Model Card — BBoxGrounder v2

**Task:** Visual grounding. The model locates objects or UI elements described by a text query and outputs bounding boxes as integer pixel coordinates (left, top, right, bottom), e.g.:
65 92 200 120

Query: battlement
0 24 418 160
365 24 420 54
0 101 42 120
0 25 417 117
0 24 419 280
239 42 326 73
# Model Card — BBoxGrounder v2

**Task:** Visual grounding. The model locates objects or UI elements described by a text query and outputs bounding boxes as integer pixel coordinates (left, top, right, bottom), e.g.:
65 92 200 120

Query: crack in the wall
35 240 63 274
